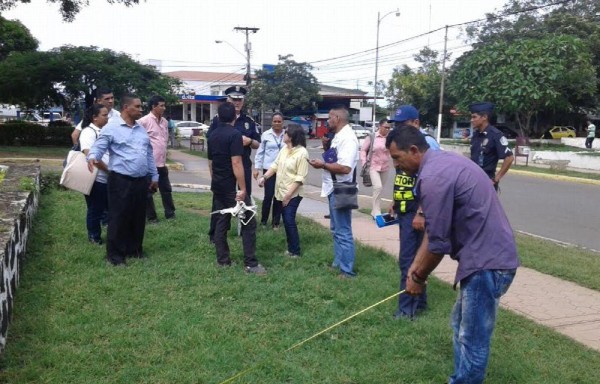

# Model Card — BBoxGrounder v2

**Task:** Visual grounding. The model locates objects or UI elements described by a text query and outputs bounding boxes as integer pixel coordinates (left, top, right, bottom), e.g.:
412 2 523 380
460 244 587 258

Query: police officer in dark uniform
207 86 261 243
469 102 514 190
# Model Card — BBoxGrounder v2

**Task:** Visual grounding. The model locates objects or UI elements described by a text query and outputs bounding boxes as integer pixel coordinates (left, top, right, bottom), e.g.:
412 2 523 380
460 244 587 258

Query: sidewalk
166 149 600 352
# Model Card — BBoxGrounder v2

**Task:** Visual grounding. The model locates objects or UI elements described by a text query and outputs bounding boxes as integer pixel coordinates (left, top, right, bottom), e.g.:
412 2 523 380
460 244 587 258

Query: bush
0 121 71 146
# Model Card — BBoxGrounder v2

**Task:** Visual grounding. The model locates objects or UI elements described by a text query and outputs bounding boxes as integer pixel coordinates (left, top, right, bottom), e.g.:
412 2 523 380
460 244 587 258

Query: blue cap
390 105 419 122
469 102 495 114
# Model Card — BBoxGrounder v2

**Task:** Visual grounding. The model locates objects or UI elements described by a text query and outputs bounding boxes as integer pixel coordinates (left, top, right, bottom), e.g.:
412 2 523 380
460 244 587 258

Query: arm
82 149 109 172
359 136 370 166
494 155 514 184
405 232 444 295
412 205 425 231
253 134 266 178
231 155 246 201
308 159 352 175
71 128 81 145
282 151 309 205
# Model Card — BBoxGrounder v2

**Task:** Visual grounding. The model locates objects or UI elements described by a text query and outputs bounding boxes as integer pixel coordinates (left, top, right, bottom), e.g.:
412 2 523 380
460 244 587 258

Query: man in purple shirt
387 126 519 384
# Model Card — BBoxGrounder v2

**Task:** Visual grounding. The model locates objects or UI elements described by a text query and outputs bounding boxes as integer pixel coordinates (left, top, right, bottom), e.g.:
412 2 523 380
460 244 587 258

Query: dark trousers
397 211 427 317
585 137 594 149
260 169 282 226
84 181 108 241
281 195 302 255
107 172 148 264
213 192 258 267
147 166 176 220
208 166 252 240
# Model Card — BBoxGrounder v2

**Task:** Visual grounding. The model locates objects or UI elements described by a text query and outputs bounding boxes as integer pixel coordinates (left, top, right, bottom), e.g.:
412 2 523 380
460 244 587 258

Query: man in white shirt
71 88 121 145
308 105 359 278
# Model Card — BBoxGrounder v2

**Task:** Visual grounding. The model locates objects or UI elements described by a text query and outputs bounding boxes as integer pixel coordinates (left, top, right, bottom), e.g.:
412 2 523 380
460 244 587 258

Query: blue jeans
282 195 302 255
397 211 426 317
328 192 356 276
84 181 108 241
449 269 516 384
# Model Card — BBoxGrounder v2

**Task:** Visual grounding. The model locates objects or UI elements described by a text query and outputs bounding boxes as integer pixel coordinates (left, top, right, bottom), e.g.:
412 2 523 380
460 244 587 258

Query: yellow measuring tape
219 290 406 384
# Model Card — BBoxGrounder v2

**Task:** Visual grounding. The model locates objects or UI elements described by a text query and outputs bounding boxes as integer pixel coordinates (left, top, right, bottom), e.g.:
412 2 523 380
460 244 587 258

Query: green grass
0 145 67 158
181 148 208 159
516 233 600 290
0 189 599 383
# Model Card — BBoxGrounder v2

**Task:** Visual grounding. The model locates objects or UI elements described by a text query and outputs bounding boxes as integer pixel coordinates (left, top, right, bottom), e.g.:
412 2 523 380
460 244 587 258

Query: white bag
60 151 98 195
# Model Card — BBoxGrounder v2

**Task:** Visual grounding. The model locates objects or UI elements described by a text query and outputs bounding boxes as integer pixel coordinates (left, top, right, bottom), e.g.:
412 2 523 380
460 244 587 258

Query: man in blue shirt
87 94 158 266
388 126 519 384
387 105 439 320
469 102 513 190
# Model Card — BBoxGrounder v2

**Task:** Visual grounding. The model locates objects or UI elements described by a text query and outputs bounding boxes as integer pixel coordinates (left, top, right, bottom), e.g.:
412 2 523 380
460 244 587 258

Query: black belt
110 171 147 181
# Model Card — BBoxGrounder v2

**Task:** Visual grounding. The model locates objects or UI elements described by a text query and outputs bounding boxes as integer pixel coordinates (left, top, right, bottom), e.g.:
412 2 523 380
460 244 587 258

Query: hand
242 136 252 147
149 181 158 193
412 213 425 231
387 206 395 217
308 159 325 169
405 265 426 296
282 194 291 207
253 170 259 180
87 159 97 173
258 177 265 188
236 190 246 202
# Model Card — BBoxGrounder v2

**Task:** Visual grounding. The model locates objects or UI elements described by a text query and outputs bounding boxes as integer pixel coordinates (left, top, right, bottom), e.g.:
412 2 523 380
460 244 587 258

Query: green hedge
0 121 72 146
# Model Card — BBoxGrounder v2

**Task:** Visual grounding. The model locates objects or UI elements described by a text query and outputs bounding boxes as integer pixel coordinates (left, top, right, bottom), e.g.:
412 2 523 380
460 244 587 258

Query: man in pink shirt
139 95 176 221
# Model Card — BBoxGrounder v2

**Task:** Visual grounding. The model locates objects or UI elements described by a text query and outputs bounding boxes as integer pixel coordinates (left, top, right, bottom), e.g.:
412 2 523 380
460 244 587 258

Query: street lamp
372 8 400 125
215 40 247 60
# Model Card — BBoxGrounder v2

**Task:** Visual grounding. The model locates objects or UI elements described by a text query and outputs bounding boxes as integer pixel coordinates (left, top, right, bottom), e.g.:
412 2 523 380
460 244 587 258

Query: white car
351 124 370 139
175 121 209 138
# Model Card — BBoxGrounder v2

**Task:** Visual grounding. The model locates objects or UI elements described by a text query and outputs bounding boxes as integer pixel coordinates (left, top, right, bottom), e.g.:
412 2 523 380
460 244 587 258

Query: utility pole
234 26 260 86
436 25 448 142
372 9 399 125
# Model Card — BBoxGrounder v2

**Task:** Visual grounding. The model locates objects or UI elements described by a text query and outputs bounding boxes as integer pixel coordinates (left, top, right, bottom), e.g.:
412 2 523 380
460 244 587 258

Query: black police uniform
470 124 513 180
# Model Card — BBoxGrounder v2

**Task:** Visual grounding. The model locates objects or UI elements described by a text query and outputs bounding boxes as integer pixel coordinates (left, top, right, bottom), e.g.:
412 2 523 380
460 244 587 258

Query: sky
2 0 508 96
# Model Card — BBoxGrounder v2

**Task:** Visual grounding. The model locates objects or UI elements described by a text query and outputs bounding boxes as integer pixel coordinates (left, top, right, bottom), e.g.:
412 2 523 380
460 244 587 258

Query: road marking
516 230 600 253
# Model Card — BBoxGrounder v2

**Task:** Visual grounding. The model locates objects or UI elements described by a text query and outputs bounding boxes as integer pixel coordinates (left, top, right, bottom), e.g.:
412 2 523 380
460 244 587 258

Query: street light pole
234 26 260 86
372 8 399 126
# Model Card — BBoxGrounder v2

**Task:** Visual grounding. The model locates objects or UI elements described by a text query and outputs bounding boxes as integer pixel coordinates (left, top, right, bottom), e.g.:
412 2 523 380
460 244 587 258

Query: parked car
541 126 576 139
175 121 209 138
351 124 370 139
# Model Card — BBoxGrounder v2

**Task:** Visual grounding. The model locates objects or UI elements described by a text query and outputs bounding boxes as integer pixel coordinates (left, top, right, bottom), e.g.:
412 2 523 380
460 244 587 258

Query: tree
0 0 141 22
245 54 321 116
0 15 38 61
385 47 451 126
448 35 596 136
0 45 182 109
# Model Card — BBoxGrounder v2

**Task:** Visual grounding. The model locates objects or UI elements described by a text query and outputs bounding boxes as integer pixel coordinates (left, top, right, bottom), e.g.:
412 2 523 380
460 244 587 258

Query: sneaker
284 251 300 258
393 311 414 321
337 272 355 280
272 225 280 230
89 237 103 245
245 264 267 275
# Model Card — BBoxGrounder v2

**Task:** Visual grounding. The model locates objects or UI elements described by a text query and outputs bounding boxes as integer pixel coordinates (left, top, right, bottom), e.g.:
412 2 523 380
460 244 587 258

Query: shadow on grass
0 190 599 383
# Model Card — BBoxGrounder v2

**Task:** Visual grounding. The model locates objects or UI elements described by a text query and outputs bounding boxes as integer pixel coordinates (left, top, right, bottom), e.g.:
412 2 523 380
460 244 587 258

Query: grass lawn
0 145 67 158
0 187 599 383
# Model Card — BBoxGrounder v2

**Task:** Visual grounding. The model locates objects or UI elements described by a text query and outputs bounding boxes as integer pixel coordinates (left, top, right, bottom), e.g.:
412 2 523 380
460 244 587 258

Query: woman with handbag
258 125 309 258
79 104 110 245
253 112 285 229
360 118 392 219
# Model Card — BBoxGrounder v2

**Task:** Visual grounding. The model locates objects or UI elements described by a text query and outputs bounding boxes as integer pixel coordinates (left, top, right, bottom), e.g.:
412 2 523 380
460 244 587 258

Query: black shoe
147 218 159 224
165 214 176 220
324 214 331 219
89 237 103 245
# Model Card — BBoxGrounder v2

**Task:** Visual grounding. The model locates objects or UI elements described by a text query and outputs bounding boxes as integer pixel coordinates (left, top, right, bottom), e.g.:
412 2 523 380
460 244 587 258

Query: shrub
0 121 71 146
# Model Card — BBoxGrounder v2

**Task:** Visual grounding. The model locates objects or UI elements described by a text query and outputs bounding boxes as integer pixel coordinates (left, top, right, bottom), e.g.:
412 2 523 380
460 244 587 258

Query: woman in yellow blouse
258 125 309 257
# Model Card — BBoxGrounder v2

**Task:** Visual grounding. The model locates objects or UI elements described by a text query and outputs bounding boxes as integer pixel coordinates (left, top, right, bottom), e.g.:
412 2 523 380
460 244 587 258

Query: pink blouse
360 132 391 172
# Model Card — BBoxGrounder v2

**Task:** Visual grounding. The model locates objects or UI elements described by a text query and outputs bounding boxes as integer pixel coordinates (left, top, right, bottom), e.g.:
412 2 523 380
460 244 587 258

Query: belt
110 171 146 181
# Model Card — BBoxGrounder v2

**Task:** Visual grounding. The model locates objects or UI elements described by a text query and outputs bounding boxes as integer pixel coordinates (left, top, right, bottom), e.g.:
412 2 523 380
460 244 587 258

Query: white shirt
75 109 121 131
320 124 359 197
80 123 110 183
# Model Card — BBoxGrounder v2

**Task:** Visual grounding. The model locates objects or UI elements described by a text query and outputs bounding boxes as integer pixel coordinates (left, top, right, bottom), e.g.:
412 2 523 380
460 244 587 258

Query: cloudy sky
3 0 508 94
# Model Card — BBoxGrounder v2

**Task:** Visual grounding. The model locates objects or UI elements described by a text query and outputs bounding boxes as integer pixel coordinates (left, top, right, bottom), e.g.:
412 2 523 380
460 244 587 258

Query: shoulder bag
331 168 359 210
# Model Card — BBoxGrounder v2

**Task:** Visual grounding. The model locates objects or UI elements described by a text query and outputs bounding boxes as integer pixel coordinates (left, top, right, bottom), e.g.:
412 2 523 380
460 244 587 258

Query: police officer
207 86 261 243
469 102 514 190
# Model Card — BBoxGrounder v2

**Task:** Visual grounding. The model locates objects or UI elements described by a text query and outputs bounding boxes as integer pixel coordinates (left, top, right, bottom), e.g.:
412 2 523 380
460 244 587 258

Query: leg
208 195 217 242
240 194 258 267
271 198 283 227
214 193 235 266
396 212 426 318
260 169 275 225
327 193 340 268
129 177 149 256
282 196 302 255
449 269 516 384
369 168 386 217
106 173 131 265
157 166 176 218
329 193 356 276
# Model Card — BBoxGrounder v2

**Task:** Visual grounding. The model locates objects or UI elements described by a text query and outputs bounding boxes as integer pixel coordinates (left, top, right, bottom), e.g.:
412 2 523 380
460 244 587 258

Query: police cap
390 105 419 123
224 85 247 100
469 102 495 115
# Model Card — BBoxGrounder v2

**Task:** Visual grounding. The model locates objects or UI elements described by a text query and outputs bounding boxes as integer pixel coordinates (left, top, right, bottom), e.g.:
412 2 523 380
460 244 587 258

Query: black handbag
331 169 358 210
